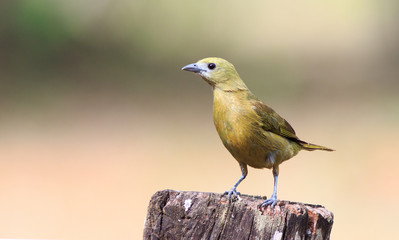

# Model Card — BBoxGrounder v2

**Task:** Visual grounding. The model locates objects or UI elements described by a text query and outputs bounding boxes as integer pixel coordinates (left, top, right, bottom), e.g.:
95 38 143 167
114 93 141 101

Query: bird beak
181 63 203 73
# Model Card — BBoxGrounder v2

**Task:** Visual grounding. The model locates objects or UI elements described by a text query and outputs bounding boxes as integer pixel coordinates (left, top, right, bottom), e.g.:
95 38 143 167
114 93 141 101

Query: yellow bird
182 57 333 208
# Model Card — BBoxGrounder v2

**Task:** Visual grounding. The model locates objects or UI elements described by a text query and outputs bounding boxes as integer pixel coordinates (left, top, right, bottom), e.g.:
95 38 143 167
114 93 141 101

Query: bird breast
212 89 268 167
212 88 298 169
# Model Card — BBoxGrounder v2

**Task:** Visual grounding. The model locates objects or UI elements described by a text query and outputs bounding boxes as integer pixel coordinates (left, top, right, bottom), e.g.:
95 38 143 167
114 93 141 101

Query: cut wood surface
143 190 333 240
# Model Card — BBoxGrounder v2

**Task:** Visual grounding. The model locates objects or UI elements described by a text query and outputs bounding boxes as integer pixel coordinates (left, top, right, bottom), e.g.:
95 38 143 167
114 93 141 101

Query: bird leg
261 165 279 208
224 162 247 199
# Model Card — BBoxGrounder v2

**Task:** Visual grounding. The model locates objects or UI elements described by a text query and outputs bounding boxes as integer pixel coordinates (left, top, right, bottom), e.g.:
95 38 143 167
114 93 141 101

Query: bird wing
250 99 299 141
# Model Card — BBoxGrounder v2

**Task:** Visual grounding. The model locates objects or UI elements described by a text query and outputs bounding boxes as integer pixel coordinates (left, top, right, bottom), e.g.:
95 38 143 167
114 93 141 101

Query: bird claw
261 196 278 209
223 188 241 200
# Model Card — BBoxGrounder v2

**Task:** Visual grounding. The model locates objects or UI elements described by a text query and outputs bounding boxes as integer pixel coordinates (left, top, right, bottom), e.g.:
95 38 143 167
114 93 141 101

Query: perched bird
182 57 333 208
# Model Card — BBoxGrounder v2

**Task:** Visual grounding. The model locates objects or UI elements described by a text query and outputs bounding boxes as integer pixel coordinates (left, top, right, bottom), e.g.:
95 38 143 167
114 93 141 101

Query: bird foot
223 188 241 200
261 196 278 209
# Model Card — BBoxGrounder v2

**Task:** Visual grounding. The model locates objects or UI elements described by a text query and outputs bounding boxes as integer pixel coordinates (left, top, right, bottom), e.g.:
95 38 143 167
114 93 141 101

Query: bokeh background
1 0 398 239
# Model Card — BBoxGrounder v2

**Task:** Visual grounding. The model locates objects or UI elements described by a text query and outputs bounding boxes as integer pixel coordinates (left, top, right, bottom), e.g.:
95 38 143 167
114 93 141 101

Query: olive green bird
182 57 333 208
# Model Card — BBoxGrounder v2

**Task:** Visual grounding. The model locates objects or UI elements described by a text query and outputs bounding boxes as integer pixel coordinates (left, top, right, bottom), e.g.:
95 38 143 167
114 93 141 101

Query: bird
181 57 333 208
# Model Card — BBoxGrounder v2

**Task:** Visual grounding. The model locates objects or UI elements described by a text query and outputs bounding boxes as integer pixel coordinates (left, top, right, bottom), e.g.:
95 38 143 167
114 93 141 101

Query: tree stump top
144 189 334 240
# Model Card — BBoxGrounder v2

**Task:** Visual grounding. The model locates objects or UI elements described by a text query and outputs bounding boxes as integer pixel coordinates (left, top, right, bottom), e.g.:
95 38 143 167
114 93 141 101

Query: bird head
182 57 247 91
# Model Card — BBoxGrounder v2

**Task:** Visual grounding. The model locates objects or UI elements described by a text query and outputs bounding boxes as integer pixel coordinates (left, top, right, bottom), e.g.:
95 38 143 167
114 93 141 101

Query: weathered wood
143 190 333 240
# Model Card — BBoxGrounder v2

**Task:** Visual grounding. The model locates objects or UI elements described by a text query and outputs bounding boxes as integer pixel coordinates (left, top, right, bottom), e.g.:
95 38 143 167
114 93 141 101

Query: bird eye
208 63 216 70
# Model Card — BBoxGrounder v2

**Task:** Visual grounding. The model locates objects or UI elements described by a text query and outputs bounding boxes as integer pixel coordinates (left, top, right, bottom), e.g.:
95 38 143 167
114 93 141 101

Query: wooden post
143 190 334 240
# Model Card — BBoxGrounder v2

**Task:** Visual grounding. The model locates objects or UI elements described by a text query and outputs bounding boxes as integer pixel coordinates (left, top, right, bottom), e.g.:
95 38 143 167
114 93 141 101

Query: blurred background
1 0 398 239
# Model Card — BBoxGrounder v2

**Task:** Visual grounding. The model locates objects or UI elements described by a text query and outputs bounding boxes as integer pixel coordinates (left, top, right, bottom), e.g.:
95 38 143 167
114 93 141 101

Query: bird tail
297 140 334 151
